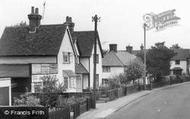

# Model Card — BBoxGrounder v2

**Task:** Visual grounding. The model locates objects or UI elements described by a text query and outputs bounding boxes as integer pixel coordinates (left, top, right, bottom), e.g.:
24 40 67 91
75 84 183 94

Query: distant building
102 44 143 86
64 16 104 89
73 31 103 89
170 49 190 75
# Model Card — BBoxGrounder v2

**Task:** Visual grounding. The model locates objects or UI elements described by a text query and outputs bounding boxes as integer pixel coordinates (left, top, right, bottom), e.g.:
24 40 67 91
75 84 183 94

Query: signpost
0 106 48 119
143 9 180 90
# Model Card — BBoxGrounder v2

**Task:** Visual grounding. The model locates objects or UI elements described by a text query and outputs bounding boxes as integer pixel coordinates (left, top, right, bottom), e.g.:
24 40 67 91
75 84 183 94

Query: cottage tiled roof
171 49 190 60
0 24 67 56
75 63 89 74
102 51 124 66
102 51 142 67
73 31 103 57
116 51 138 66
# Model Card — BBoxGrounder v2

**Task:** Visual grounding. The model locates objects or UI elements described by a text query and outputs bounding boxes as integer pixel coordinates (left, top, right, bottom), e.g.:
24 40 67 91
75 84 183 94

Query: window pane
63 52 70 64
41 64 49 74
64 77 68 89
49 64 58 74
70 77 75 88
175 60 180 65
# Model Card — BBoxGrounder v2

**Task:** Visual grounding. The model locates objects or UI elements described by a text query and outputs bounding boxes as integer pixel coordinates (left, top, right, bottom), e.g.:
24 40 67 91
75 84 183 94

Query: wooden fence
35 75 190 119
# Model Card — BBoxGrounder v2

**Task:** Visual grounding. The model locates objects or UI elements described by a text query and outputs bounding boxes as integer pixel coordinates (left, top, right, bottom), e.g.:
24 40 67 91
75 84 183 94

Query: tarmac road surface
107 83 190 119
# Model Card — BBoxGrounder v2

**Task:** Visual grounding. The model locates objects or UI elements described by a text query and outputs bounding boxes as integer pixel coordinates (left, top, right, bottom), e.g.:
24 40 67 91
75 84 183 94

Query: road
107 83 190 119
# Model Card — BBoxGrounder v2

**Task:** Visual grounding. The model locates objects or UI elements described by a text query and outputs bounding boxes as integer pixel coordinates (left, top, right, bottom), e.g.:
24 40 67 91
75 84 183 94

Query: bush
37 75 66 107
13 93 41 106
58 96 87 106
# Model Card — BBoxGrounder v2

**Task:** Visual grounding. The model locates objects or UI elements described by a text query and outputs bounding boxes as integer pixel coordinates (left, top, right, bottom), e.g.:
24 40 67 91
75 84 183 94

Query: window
175 60 180 65
70 77 75 88
33 82 43 93
102 78 108 86
41 64 49 74
94 54 99 63
64 77 68 89
49 64 58 74
103 66 111 72
40 64 58 74
63 52 70 64
32 75 43 93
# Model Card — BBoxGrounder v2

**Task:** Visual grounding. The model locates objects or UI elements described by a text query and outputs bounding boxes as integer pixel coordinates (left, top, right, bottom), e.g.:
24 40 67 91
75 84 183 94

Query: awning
171 67 183 70
75 63 89 74
0 64 30 78
63 70 77 77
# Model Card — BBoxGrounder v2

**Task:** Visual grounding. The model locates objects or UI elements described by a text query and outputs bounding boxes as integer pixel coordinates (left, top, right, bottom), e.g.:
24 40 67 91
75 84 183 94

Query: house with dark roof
170 49 190 75
102 44 143 86
62 14 103 89
72 30 103 89
0 7 94 105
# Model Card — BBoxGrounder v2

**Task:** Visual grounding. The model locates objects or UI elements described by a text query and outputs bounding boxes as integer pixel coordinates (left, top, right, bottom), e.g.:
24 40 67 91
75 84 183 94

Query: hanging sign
143 9 180 31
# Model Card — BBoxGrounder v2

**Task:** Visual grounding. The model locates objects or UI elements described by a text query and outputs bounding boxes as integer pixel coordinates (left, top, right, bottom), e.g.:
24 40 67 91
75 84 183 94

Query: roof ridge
40 24 65 27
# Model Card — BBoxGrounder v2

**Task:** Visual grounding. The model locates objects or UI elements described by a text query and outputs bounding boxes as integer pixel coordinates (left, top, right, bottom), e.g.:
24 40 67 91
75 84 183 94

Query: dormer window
63 52 70 64
175 60 180 65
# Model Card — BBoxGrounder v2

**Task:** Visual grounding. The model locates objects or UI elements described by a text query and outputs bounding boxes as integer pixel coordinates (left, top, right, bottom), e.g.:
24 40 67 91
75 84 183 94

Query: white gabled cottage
73 31 103 90
64 16 104 90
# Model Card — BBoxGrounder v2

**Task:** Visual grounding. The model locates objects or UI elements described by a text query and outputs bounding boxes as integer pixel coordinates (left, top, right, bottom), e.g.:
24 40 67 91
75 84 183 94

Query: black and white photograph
0 0 189 119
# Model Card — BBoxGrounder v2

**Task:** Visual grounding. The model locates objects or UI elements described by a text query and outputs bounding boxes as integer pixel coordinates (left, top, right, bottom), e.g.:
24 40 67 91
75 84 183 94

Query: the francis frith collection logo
143 9 180 31
0 106 48 119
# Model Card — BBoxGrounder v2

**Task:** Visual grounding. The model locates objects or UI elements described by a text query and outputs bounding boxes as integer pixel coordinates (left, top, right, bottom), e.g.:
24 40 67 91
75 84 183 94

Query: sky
0 0 190 50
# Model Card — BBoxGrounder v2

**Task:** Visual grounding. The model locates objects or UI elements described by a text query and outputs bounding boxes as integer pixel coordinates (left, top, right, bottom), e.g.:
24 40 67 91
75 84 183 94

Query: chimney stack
28 6 42 32
64 16 75 34
109 44 117 52
126 45 133 53
31 6 34 14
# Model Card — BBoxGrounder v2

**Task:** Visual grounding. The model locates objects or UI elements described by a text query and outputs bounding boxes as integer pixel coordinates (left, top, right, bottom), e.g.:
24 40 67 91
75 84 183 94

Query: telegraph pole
92 14 100 109
143 23 147 90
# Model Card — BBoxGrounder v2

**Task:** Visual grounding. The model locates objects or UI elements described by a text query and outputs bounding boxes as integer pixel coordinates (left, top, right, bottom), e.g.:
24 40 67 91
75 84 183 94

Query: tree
124 61 144 84
102 49 109 56
136 42 175 82
147 42 175 82
12 21 27 27
170 43 181 49
40 75 66 107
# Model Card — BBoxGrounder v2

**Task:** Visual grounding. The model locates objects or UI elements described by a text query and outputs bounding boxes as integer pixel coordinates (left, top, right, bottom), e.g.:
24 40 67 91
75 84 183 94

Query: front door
0 78 11 106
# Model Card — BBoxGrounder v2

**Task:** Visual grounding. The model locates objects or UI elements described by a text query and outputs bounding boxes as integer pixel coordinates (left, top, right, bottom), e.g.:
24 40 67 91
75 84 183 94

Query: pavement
77 90 151 119
77 81 190 119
